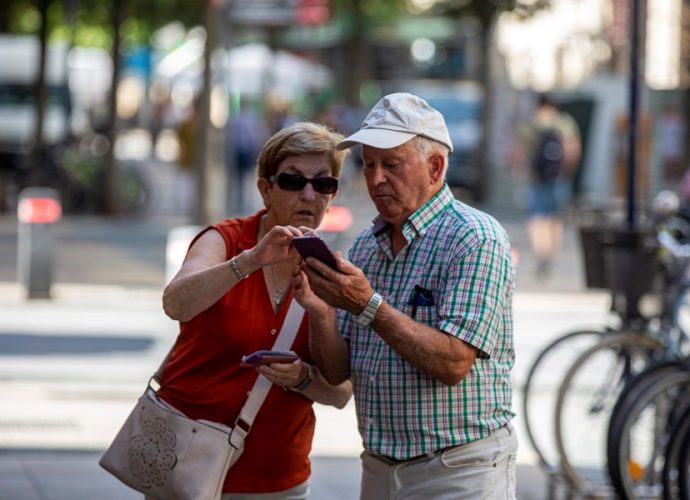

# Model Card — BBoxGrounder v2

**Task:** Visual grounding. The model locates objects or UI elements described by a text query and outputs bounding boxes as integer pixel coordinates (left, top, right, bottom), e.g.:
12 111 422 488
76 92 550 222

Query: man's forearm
371 302 476 386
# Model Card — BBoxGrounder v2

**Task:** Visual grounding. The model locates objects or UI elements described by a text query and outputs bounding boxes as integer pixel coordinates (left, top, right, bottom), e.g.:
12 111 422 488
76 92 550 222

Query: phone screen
292 235 338 270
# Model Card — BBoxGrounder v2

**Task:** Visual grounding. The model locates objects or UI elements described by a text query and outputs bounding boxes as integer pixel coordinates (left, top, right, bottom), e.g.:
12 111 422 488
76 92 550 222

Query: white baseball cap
336 92 453 153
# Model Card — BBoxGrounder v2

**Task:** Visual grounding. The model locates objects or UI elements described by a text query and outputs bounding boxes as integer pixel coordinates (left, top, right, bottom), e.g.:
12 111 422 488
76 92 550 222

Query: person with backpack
515 94 581 279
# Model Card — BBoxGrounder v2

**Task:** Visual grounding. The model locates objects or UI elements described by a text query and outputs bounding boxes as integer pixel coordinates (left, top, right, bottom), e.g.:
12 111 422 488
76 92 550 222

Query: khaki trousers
360 425 517 500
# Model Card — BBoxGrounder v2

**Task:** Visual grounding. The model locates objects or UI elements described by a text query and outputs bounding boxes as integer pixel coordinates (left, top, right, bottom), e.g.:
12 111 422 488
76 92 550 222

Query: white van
0 35 71 153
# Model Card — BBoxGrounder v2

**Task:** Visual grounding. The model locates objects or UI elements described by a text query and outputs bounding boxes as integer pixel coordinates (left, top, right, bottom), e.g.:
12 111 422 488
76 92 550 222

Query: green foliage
1 0 203 48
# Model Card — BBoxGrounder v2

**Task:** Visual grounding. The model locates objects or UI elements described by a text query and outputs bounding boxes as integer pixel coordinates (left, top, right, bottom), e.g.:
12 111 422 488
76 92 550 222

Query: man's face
361 140 437 228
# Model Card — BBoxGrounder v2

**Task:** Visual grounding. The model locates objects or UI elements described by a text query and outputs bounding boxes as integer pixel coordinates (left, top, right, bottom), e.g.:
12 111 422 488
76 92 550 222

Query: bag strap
150 298 306 451
229 299 304 450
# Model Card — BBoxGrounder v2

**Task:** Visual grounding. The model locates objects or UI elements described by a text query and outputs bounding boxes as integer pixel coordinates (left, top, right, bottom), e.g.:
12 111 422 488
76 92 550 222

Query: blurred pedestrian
515 94 581 279
657 103 685 183
227 98 268 214
176 98 200 216
161 122 352 499
292 93 517 500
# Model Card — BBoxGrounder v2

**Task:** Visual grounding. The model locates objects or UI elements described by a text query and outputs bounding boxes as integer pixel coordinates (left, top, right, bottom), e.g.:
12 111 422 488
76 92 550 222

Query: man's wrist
353 291 383 327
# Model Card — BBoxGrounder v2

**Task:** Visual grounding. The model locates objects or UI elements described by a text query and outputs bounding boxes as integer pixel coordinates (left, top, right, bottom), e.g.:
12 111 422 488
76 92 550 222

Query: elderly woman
160 122 352 499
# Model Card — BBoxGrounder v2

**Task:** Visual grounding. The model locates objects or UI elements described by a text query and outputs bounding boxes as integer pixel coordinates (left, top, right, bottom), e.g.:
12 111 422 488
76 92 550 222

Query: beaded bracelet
229 256 248 281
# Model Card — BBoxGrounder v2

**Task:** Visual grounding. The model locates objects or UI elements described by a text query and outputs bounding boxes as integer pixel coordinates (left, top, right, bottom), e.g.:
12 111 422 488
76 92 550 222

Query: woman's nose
300 182 317 201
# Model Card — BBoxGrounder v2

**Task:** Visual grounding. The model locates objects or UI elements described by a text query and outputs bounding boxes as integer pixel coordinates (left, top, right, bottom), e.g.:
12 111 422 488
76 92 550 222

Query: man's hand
300 255 374 315
290 265 331 320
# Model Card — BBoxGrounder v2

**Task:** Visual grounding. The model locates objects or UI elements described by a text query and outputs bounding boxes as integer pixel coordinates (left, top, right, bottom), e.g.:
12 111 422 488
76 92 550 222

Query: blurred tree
1 0 203 215
439 0 550 201
0 0 201 44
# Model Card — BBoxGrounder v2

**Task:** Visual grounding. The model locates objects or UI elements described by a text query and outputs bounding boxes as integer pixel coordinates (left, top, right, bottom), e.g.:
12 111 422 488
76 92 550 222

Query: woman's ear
257 177 271 208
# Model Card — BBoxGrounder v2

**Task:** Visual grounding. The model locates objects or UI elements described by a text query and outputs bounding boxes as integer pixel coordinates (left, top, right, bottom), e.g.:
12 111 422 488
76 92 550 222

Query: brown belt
372 442 464 466
371 424 512 465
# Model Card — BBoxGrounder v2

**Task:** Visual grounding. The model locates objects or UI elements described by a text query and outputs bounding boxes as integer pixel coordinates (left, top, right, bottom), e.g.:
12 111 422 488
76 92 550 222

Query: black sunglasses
269 172 338 195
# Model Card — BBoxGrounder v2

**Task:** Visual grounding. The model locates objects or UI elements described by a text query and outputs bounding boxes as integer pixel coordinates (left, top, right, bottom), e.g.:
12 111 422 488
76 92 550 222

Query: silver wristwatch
353 292 383 327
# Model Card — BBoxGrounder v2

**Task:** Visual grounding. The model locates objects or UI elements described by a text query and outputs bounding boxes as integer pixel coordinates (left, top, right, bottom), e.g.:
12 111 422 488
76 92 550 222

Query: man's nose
368 164 387 185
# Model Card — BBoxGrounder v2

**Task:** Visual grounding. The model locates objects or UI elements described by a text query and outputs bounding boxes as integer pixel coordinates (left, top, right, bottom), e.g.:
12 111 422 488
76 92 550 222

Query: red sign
318 205 352 233
18 197 62 224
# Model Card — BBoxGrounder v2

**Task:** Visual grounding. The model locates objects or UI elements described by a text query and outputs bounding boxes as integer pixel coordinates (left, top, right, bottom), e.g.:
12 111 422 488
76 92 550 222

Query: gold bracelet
229 256 248 281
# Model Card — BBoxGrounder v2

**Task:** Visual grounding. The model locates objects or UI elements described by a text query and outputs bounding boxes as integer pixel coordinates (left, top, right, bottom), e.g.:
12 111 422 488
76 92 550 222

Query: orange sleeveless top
157 210 314 493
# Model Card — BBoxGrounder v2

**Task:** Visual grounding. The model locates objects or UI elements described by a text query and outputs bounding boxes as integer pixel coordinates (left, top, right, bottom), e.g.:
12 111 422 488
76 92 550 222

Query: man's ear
428 153 445 184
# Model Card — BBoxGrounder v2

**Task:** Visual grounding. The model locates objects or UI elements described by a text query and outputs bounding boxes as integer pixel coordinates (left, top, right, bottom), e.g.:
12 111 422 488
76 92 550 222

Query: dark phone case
292 236 338 269
240 350 298 367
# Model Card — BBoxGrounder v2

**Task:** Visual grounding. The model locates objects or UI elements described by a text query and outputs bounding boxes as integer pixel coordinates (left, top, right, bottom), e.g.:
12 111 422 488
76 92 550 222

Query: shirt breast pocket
407 285 437 326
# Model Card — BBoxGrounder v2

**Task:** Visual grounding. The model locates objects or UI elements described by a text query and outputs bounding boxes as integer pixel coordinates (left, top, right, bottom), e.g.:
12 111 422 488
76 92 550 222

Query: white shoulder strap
229 299 305 449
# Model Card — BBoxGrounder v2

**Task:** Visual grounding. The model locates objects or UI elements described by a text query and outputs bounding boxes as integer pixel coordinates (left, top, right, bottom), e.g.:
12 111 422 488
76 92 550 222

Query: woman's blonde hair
256 122 348 179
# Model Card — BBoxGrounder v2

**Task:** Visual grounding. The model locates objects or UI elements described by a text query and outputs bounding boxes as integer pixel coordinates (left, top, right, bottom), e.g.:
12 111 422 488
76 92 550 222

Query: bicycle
522 222 662 495
522 196 690 498
4 138 151 217
604 228 690 499
609 364 690 499
662 399 690 500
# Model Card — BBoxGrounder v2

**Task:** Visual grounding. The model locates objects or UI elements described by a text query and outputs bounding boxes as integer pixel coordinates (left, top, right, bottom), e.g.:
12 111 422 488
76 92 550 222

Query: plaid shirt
337 184 516 459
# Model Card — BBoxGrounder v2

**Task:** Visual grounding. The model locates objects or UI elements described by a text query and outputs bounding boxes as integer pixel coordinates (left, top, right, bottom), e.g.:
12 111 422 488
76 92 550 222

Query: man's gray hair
414 136 450 177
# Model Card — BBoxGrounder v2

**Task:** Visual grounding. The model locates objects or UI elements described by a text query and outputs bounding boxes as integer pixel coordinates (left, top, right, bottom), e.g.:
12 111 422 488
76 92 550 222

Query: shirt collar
371 183 454 242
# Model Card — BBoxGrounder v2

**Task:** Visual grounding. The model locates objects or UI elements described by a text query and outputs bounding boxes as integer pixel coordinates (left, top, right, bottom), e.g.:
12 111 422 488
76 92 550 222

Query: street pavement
0 160 614 499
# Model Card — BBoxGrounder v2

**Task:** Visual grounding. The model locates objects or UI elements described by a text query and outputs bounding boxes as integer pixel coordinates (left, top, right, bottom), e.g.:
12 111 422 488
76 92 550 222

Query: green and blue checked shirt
337 184 516 460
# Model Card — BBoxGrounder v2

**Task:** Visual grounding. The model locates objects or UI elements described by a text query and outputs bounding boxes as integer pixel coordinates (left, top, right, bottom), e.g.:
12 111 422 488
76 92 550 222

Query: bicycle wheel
663 399 690 500
554 331 665 495
522 329 604 471
606 360 686 497
680 414 690 500
611 367 690 499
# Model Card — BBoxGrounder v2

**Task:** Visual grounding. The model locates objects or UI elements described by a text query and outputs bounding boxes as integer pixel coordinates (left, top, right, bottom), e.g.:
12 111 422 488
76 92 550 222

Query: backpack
531 128 564 182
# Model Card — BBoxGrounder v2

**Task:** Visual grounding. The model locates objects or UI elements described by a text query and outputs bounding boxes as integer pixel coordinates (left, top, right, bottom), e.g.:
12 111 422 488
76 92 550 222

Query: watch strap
354 292 383 326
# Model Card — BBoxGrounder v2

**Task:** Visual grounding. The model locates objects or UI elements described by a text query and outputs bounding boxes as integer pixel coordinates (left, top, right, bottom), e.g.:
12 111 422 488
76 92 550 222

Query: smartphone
240 350 299 367
292 235 338 270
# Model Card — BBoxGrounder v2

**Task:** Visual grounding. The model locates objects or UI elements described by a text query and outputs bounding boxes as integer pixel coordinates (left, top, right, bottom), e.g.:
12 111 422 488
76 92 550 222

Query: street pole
626 0 641 229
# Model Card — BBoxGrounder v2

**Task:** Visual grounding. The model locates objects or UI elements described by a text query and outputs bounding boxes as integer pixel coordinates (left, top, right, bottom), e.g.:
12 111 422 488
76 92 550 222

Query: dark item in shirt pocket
409 285 434 319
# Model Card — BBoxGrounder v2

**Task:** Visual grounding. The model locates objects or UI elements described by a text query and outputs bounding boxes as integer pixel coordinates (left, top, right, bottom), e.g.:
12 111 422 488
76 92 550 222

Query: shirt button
369 376 375 383
270 329 277 336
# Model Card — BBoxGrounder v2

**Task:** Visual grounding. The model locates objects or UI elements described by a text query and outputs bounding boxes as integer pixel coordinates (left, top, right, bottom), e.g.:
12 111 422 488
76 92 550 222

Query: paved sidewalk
0 280 610 499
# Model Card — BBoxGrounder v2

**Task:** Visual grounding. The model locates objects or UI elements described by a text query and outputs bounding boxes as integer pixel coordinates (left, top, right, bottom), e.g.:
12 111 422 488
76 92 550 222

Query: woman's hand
246 225 305 269
257 359 309 389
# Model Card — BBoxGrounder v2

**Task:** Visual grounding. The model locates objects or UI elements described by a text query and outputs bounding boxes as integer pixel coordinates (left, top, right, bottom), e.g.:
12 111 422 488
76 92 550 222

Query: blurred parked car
380 80 483 198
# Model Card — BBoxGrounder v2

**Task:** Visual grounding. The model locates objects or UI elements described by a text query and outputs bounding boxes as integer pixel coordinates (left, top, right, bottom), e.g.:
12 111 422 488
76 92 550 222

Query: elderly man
292 93 517 499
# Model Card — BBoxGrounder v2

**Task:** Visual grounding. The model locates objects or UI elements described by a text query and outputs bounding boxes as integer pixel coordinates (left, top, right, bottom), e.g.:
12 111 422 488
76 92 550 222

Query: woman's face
258 153 337 230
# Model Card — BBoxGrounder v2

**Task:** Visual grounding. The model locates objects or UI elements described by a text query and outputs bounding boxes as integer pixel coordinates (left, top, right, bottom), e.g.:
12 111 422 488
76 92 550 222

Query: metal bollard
17 187 62 299
165 225 202 285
